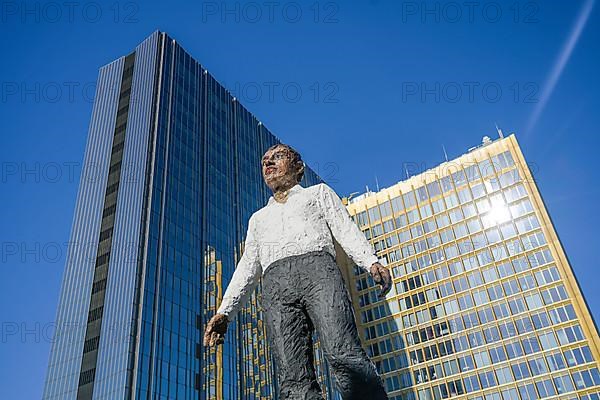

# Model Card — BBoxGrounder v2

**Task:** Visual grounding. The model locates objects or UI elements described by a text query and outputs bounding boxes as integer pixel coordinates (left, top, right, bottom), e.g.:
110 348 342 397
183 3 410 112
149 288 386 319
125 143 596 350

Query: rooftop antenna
347 191 359 201
442 145 449 162
343 191 360 206
495 123 505 139
375 175 380 192
404 165 410 180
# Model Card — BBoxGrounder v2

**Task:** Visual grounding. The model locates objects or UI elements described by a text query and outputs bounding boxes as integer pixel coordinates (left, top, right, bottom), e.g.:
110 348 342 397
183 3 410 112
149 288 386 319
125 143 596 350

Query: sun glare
486 199 511 225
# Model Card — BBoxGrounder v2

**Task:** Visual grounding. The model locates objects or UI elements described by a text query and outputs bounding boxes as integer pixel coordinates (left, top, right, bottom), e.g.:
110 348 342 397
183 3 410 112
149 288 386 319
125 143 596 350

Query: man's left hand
370 262 392 298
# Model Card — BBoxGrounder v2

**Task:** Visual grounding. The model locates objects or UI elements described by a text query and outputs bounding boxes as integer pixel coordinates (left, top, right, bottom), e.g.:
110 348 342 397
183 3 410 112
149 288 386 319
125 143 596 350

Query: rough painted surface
261 251 388 400
217 183 378 317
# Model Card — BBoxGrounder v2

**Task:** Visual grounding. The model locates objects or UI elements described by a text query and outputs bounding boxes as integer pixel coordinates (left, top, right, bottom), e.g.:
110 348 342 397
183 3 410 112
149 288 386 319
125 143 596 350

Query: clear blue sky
1 1 599 398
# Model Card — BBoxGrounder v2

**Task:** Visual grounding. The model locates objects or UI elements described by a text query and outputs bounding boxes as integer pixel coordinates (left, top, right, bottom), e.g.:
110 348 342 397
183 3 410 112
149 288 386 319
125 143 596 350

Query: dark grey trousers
261 250 388 400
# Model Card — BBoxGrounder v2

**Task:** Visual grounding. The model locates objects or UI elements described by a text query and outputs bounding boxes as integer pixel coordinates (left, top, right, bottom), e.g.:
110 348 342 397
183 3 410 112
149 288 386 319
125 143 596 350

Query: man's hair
264 143 305 183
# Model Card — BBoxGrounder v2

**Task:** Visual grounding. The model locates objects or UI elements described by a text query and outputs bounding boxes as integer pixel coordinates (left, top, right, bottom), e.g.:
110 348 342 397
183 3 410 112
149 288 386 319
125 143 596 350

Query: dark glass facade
43 31 336 400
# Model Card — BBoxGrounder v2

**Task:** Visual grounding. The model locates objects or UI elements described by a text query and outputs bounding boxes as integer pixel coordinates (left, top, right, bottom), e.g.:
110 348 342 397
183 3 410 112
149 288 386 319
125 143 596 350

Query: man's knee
336 374 387 400
327 354 387 399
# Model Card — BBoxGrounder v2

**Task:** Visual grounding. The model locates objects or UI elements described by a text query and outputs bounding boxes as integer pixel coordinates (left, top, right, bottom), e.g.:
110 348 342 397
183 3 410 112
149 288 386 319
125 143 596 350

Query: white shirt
217 183 378 317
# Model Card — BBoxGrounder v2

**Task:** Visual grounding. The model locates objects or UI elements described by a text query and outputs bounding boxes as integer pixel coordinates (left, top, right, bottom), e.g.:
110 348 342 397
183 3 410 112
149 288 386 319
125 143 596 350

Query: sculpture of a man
204 143 391 399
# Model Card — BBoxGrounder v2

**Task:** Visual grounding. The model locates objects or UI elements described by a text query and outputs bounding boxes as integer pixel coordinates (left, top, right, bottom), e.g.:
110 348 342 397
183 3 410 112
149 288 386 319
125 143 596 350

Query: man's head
261 143 305 192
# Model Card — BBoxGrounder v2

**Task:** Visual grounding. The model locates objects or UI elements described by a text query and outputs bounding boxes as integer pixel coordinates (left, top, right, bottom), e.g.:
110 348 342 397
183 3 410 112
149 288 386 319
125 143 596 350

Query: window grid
347 149 600 400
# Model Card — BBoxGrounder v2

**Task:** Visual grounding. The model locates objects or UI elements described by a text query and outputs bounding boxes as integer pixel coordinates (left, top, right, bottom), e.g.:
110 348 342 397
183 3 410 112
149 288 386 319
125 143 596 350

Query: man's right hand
203 313 229 346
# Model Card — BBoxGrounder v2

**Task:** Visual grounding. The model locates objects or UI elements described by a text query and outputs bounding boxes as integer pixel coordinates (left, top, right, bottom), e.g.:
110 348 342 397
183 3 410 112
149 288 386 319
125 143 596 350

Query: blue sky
1 1 599 398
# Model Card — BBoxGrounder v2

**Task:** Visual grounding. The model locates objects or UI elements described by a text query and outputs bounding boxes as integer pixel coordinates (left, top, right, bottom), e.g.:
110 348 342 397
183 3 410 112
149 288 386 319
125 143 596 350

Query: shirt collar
267 184 303 205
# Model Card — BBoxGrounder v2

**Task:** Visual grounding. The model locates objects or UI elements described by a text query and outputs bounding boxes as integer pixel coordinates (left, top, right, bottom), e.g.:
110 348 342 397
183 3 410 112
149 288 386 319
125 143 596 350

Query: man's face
261 146 297 191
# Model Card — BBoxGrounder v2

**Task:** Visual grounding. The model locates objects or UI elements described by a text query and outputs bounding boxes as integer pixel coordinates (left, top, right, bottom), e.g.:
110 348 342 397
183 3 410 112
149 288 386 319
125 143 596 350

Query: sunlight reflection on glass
486 198 511 225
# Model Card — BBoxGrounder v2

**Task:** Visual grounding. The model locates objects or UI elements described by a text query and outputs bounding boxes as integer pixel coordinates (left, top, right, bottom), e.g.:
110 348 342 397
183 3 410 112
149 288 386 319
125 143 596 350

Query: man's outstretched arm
204 214 262 346
318 183 392 297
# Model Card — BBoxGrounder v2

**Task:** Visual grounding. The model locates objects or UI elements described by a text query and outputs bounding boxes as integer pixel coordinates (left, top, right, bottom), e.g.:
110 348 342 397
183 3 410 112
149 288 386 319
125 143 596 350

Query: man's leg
262 263 324 400
302 252 388 400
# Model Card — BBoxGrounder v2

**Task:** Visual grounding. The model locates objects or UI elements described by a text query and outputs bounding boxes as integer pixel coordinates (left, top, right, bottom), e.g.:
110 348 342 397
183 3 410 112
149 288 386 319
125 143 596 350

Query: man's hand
203 314 229 346
370 262 392 298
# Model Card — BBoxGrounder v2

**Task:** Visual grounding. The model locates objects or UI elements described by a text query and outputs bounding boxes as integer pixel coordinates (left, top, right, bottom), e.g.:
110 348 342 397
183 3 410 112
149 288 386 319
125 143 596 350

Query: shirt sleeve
318 183 378 273
217 213 262 318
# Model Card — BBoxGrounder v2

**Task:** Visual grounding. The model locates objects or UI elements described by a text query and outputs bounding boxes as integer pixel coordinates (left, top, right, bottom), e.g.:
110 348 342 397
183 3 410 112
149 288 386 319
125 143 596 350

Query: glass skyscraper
42 31 338 400
342 134 600 400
